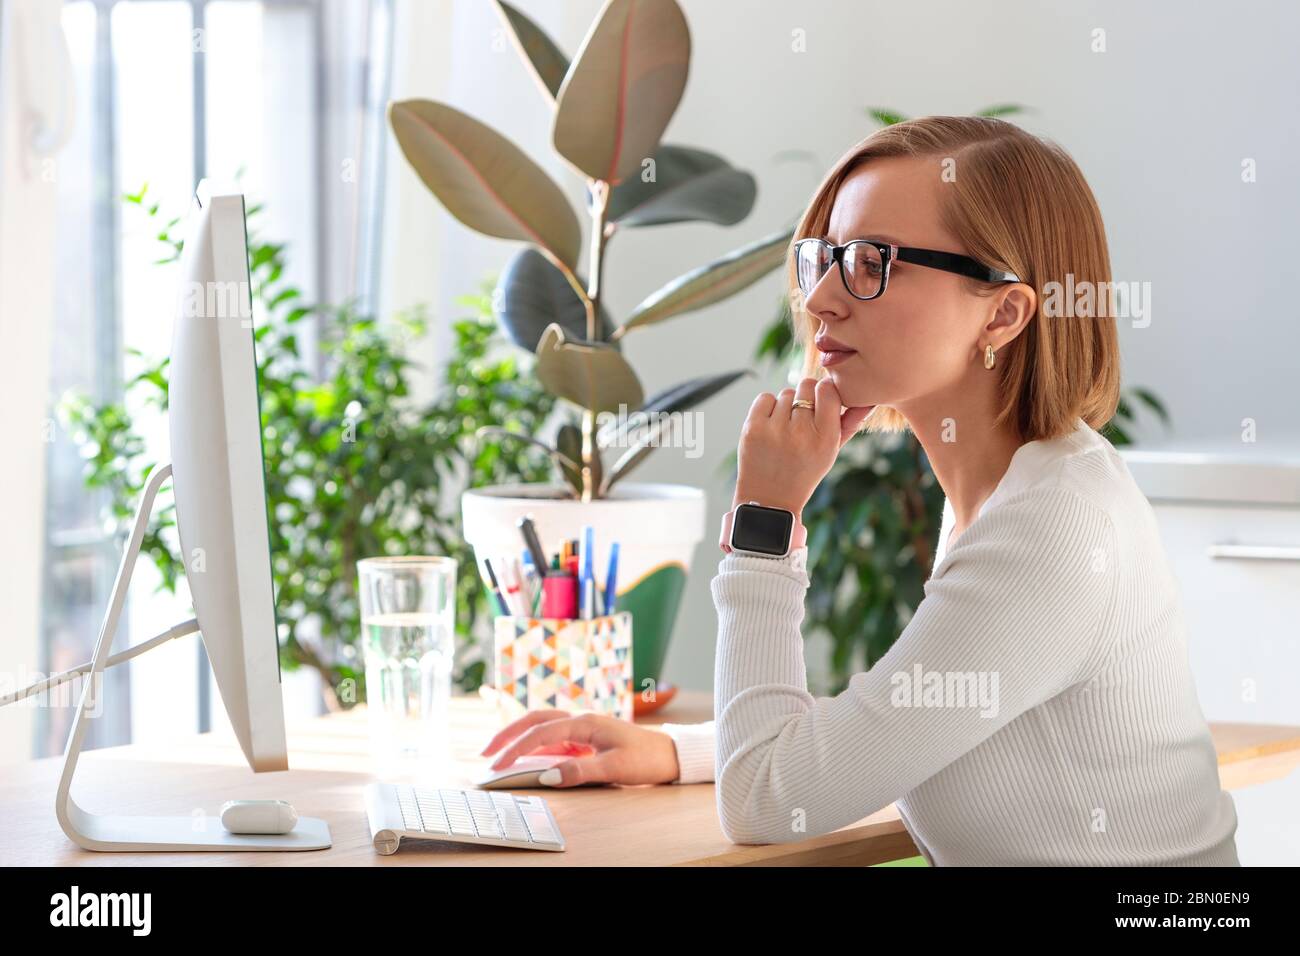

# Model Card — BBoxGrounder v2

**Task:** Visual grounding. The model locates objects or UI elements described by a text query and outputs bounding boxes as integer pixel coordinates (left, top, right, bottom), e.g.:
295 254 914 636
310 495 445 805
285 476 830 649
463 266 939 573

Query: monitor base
55 463 332 853
60 800 332 852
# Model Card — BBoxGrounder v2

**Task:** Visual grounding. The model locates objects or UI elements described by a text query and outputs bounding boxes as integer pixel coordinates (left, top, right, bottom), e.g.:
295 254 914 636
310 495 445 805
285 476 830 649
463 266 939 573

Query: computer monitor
170 183 286 773
49 182 328 851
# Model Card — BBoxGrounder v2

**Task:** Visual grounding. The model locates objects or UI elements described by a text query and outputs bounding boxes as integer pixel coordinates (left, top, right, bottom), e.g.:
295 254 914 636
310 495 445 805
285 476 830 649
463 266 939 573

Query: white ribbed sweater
661 417 1239 866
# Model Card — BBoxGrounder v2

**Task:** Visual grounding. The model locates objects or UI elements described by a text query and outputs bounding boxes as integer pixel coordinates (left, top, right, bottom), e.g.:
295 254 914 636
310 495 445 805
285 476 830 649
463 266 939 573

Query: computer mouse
475 754 583 789
219 799 298 834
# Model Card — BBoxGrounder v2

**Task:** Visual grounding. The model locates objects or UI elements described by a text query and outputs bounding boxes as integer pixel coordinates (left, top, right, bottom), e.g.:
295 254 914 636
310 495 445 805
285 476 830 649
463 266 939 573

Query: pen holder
491 611 634 725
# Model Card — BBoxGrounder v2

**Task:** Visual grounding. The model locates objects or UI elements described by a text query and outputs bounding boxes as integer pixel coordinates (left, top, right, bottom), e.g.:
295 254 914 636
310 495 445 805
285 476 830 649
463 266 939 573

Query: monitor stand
56 463 331 852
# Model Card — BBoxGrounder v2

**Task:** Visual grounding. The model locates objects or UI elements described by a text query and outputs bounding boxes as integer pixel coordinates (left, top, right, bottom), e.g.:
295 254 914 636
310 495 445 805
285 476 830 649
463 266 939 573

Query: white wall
381 0 1300 694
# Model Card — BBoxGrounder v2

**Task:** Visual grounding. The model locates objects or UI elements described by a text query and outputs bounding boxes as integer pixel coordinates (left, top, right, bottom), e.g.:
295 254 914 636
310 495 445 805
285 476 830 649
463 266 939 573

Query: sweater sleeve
710 486 1117 845
657 720 716 784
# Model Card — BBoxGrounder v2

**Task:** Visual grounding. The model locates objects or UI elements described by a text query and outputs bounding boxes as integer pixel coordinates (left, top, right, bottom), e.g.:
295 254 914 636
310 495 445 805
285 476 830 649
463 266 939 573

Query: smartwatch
719 501 807 559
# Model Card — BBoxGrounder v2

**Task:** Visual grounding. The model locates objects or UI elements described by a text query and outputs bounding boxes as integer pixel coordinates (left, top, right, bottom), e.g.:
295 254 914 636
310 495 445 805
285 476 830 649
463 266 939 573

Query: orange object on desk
634 682 678 716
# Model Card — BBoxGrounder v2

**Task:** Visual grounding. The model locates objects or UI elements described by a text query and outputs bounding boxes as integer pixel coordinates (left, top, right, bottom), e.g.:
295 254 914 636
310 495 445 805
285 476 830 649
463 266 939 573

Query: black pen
517 516 551 579
482 558 509 615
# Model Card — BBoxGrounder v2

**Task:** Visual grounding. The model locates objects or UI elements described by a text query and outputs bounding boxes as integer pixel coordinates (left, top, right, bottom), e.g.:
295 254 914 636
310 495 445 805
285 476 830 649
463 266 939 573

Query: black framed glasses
794 237 1021 301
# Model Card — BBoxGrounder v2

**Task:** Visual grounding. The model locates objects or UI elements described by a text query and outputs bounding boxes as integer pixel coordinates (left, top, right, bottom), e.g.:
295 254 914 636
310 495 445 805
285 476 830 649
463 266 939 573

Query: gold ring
792 399 815 411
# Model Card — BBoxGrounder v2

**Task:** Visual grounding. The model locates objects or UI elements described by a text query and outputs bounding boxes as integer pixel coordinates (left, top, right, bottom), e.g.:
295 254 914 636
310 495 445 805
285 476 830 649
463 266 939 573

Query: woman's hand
480 710 682 787
733 376 875 516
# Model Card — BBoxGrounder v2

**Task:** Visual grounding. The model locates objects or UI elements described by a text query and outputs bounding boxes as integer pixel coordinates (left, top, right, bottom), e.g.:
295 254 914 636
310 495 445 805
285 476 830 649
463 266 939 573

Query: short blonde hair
788 116 1120 441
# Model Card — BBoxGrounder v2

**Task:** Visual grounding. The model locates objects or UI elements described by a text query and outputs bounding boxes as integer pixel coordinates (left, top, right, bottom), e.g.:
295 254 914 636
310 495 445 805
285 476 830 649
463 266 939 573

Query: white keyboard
364 782 565 855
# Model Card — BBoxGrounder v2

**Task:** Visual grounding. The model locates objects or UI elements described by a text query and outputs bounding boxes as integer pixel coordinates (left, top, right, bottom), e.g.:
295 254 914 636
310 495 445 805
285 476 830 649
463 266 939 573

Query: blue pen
603 541 619 615
522 550 541 613
580 525 594 619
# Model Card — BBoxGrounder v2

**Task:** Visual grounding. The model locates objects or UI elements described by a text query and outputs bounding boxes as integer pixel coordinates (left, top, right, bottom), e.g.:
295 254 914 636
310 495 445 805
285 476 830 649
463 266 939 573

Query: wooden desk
2 691 1296 866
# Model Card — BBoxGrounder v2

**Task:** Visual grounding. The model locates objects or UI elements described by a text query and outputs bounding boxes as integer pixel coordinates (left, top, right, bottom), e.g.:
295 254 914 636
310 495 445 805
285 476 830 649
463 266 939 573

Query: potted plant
389 0 793 694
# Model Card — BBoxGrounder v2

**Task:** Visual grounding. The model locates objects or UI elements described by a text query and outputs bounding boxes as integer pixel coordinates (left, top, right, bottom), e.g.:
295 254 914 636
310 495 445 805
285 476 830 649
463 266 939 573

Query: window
38 0 393 758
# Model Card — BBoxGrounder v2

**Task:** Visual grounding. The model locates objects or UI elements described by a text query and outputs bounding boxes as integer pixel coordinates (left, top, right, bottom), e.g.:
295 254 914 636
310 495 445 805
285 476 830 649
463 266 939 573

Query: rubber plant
389 0 791 501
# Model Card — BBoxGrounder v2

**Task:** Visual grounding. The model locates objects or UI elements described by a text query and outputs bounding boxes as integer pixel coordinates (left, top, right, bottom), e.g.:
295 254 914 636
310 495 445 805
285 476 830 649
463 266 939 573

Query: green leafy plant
749 105 1170 693
60 187 556 706
389 0 790 501
866 103 1031 127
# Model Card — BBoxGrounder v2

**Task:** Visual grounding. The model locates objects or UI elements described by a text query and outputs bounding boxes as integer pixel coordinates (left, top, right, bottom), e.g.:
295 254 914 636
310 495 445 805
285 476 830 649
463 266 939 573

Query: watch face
730 503 794 556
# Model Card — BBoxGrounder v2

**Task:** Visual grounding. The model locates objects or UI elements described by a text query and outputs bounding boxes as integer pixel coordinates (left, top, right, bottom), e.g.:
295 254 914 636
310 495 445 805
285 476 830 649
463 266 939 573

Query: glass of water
357 556 457 770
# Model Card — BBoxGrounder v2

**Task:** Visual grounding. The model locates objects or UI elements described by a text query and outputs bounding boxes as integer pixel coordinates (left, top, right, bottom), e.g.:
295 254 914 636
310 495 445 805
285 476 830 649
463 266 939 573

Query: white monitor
44 182 328 851
169 182 287 772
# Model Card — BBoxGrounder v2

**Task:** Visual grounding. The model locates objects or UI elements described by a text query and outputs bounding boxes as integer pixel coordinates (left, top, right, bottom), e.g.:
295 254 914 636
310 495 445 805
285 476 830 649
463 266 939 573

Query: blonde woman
481 117 1240 867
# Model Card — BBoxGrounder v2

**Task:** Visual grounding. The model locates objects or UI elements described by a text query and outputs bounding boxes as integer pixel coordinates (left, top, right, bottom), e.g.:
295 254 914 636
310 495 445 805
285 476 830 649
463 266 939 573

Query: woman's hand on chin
733 376 875 515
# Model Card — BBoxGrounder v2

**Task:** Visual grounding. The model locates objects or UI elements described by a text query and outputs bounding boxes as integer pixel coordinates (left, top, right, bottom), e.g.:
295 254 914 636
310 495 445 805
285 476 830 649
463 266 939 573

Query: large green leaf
389 99 581 271
493 0 569 103
866 108 908 127
553 0 690 184
639 368 751 416
599 418 669 495
1129 385 1170 424
597 370 750 491
495 248 615 351
975 103 1028 118
868 104 1028 128
604 144 756 227
616 227 793 336
535 323 644 414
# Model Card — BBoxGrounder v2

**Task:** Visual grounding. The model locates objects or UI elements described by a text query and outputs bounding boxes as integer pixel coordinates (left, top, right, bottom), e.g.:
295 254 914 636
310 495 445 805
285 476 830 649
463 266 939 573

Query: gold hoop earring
984 344 996 370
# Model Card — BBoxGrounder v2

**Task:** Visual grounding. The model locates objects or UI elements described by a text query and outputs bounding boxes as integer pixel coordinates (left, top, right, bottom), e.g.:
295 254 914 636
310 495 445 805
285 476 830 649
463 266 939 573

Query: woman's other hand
480 710 681 787
734 376 875 515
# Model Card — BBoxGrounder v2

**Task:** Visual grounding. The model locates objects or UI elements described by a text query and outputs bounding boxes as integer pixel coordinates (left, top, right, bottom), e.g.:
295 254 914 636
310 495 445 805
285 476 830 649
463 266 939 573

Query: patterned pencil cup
493 612 634 724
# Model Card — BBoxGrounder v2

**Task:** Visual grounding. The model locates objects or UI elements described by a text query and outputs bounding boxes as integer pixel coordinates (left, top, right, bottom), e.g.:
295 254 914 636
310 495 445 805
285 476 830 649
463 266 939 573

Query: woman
480 116 1240 866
